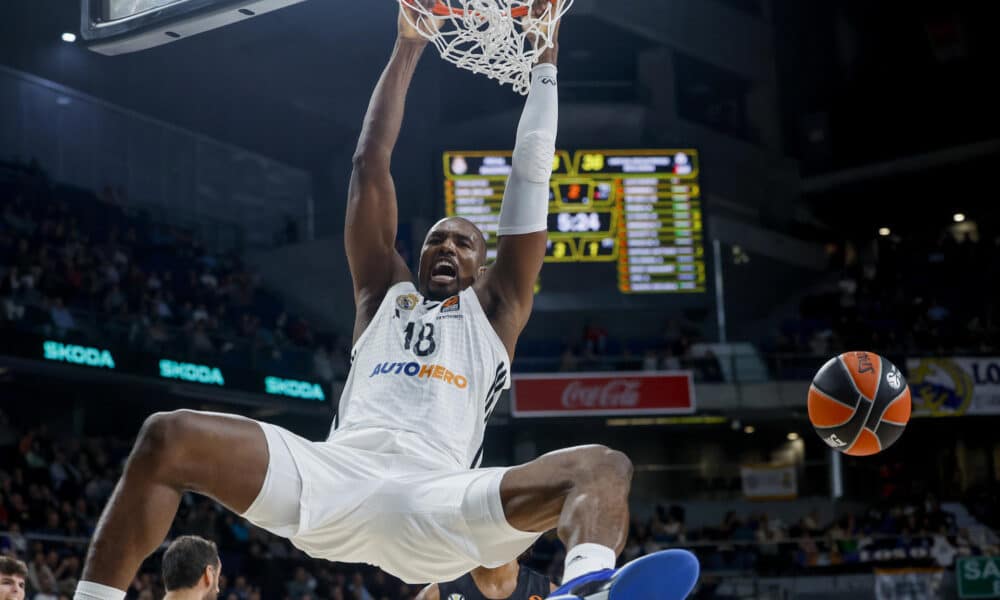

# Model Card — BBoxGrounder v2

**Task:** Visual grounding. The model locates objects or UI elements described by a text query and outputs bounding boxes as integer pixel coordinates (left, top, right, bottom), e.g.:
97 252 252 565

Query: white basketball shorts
240 422 542 584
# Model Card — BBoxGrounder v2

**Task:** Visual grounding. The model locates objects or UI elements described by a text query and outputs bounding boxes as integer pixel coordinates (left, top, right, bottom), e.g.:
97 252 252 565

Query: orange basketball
808 351 911 456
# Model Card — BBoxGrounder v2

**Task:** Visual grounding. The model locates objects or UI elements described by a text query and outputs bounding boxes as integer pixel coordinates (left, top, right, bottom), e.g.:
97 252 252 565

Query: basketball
807 351 912 456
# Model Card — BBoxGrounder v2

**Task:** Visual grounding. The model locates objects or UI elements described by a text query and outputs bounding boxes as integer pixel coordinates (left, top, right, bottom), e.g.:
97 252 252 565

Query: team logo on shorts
441 295 460 313
447 595 465 600
396 293 419 311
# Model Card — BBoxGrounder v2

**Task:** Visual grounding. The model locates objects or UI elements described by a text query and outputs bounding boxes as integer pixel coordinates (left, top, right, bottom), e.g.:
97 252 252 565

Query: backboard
81 0 307 55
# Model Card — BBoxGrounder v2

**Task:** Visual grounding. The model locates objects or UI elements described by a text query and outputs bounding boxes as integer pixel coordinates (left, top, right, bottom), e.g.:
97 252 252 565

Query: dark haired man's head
162 536 221 600
0 556 27 600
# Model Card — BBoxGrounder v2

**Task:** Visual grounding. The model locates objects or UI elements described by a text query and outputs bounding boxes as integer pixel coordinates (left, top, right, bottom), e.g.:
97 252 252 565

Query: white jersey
331 281 510 470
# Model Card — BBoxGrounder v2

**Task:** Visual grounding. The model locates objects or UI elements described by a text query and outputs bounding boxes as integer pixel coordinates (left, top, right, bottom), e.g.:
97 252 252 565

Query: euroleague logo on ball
886 367 903 390
825 433 847 448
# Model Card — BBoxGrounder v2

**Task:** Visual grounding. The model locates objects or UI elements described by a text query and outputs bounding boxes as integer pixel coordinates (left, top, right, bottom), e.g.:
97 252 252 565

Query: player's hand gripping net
398 0 571 95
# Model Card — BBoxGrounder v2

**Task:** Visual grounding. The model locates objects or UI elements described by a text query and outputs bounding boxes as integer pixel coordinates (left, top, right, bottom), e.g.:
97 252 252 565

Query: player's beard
424 284 457 301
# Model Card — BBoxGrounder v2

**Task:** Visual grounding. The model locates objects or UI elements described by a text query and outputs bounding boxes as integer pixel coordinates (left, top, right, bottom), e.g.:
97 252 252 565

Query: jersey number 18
404 322 437 356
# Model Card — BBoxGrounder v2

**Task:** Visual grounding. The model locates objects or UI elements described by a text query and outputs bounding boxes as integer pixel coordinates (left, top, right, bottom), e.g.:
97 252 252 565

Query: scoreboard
443 149 706 293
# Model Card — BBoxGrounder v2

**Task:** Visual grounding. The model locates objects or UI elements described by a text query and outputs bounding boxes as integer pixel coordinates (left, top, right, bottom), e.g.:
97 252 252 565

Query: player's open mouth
431 259 457 284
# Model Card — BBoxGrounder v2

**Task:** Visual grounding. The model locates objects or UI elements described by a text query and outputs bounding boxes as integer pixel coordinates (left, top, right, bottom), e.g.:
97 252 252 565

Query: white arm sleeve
497 63 558 236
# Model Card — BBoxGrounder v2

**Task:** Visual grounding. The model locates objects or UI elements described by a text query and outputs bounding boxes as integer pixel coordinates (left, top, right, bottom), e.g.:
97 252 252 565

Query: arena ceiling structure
0 0 651 171
3 1 1000 236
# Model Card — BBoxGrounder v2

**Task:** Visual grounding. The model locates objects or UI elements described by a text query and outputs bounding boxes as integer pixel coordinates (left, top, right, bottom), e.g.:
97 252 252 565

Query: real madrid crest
396 293 419 311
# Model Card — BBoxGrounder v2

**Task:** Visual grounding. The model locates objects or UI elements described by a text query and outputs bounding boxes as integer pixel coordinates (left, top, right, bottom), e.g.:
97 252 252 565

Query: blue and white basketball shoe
547 549 699 600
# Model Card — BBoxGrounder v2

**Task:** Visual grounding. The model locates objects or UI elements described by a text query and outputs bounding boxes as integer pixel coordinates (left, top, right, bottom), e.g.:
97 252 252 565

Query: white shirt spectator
192 305 209 323
661 351 682 371
313 348 335 382
931 534 957 567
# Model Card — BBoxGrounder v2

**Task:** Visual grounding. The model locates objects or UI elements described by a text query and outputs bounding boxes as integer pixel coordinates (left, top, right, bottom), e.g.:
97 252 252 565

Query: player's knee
133 410 200 474
594 446 633 486
568 445 633 488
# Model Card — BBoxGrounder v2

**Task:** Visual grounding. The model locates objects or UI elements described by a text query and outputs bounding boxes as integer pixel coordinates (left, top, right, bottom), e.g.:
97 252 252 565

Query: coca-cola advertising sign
511 371 695 417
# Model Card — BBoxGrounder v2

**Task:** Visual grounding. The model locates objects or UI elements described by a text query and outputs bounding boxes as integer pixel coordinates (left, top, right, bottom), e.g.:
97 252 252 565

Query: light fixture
953 213 966 223
878 227 891 237
787 432 800 441
62 32 77 43
744 425 755 434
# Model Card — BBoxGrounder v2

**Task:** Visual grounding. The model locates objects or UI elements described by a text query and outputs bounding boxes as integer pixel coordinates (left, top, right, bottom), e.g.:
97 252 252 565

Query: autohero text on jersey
369 361 469 389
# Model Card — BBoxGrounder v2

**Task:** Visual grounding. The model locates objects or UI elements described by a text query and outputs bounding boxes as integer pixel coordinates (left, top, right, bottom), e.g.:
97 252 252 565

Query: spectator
161 536 221 600
48 299 75 336
287 567 316 600
558 345 579 372
3 523 29 556
102 284 125 314
582 321 608 356
28 562 57 600
190 322 215 355
347 573 373 600
313 345 335 382
1 267 26 321
48 452 79 494
0 557 27 600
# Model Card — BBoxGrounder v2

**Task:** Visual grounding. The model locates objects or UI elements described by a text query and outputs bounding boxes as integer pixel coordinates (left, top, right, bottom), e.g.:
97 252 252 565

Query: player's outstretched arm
415 583 440 600
477 5 559 358
346 0 436 344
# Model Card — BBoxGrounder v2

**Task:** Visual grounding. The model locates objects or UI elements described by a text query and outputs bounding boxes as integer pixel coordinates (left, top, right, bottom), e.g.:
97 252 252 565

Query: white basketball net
399 0 572 95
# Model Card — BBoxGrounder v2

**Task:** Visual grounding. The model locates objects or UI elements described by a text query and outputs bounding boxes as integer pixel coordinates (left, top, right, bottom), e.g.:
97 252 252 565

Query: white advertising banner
739 464 797 500
907 357 1000 416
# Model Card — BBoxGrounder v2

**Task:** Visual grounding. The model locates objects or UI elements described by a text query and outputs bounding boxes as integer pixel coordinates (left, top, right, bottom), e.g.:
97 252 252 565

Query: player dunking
73 2 698 600
417 560 554 600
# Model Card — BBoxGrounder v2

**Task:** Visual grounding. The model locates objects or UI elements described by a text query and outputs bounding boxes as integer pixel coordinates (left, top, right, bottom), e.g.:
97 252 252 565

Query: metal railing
512 352 831 383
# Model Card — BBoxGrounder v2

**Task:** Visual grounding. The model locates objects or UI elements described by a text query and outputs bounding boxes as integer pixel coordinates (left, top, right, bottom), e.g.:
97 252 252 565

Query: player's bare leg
76 411 268 598
499 444 633 554
501 447 698 600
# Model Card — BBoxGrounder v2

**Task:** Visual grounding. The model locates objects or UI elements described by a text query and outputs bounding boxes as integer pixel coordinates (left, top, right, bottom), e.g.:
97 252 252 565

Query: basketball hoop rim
427 0 555 18
399 0 569 95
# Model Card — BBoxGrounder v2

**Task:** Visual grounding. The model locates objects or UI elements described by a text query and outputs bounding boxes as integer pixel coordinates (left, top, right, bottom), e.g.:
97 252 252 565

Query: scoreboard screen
443 149 706 293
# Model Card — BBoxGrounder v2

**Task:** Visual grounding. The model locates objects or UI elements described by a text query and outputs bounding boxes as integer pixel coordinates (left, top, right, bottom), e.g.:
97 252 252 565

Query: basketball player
0 557 27 600
161 536 221 600
73 2 698 600
416 560 554 600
